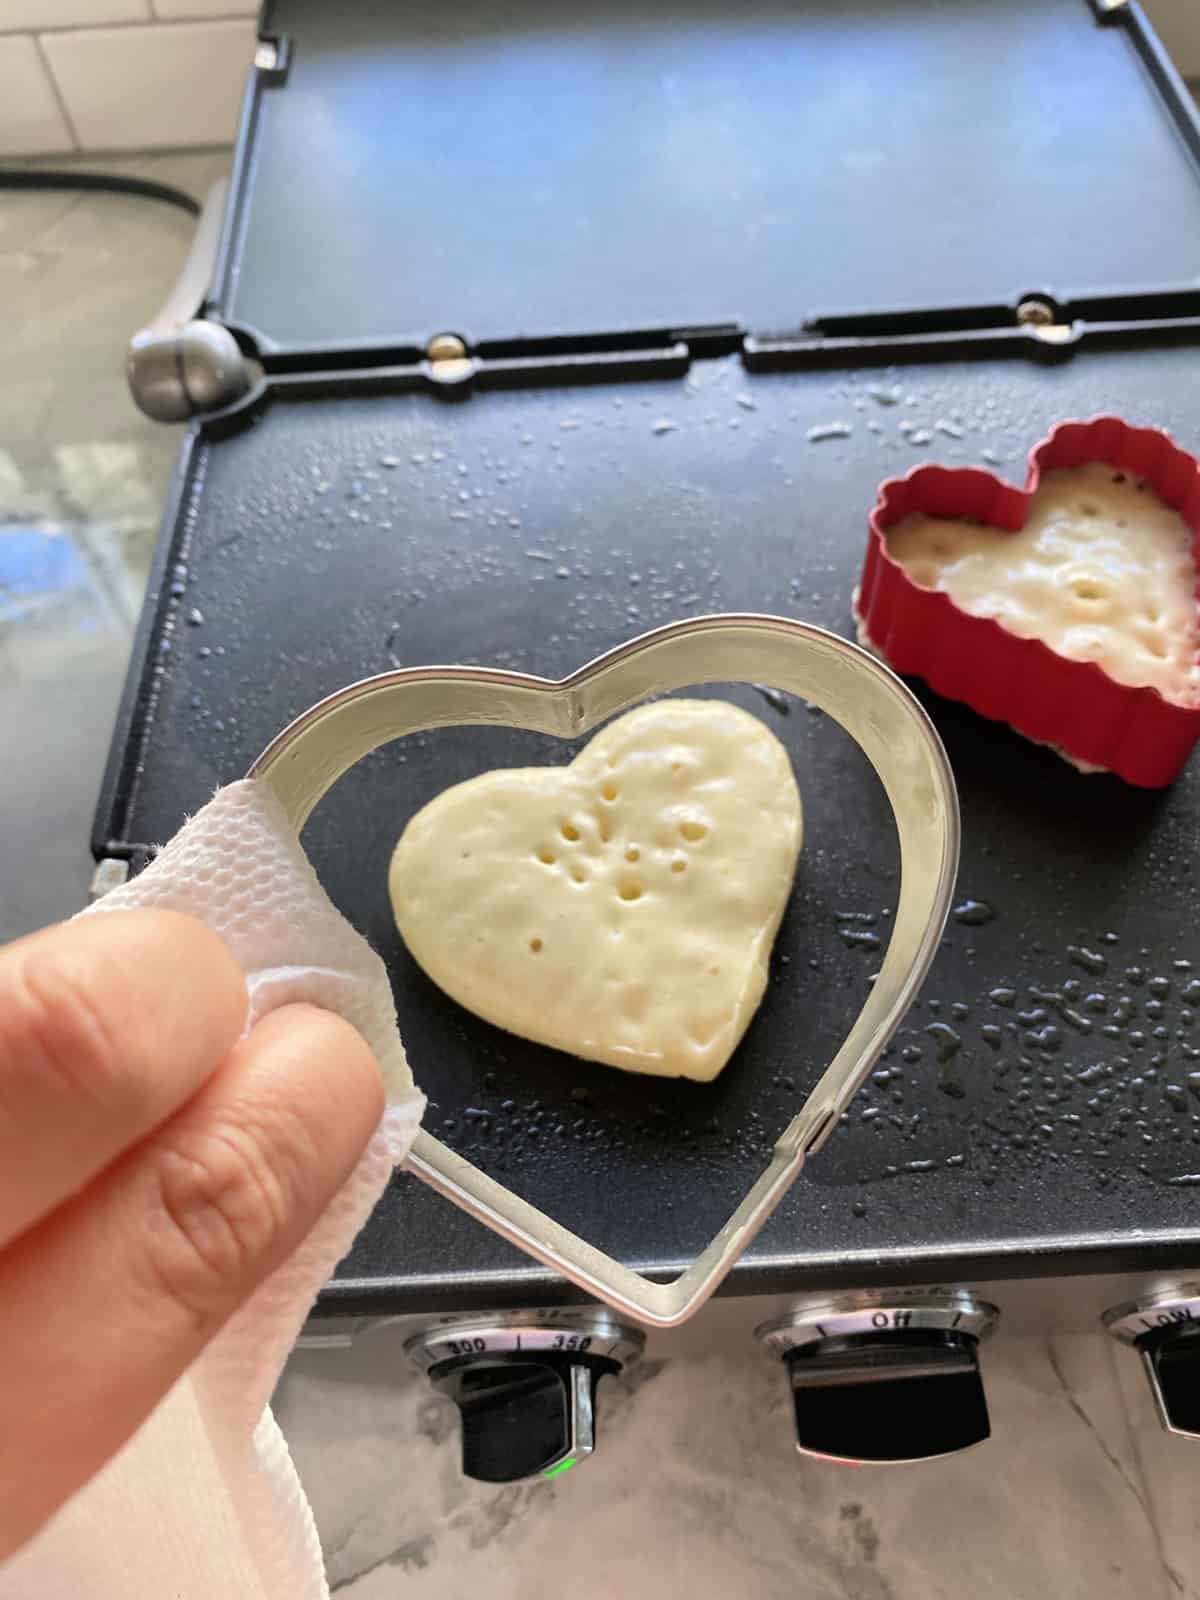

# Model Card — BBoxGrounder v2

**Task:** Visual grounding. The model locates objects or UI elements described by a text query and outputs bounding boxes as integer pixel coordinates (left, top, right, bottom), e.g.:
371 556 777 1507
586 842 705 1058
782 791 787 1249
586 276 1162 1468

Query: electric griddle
102 0 1200 1316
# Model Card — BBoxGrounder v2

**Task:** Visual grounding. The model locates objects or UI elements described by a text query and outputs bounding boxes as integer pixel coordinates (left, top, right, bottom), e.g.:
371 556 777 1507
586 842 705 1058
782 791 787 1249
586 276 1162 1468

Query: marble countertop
275 1313 1197 1599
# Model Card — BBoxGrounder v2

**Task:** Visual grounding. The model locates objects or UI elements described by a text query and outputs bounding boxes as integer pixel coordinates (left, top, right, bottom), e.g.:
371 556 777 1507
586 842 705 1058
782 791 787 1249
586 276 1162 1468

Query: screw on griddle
425 332 475 386
1016 298 1055 327
1015 297 1074 346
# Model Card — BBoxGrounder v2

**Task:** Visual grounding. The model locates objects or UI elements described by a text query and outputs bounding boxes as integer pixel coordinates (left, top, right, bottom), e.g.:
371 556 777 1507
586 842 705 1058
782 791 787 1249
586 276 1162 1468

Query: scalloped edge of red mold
854 416 1200 788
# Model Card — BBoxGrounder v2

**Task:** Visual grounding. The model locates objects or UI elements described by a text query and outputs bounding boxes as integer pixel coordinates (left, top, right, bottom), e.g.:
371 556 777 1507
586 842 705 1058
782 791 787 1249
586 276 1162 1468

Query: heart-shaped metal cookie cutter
250 614 958 1327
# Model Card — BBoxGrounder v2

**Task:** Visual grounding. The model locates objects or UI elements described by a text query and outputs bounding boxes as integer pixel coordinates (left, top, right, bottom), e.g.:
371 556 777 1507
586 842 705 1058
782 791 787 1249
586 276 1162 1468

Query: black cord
0 168 200 216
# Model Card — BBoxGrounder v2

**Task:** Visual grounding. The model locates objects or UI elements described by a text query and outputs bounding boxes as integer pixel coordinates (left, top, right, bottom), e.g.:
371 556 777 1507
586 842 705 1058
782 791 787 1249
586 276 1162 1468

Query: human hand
0 908 383 1561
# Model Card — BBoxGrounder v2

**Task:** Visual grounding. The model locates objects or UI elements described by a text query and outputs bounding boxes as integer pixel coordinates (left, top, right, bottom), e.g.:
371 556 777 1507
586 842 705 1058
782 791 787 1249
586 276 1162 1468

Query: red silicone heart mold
855 417 1200 787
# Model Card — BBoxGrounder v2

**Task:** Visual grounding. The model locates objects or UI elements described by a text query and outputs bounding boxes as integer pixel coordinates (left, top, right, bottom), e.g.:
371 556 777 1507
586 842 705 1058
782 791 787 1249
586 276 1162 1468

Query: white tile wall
0 35 73 156
0 0 149 29
150 0 256 18
40 17 254 151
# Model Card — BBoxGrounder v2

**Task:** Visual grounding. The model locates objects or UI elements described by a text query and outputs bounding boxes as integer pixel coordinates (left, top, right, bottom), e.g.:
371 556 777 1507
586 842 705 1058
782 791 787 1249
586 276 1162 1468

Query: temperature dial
406 1312 644 1483
1104 1287 1200 1438
757 1293 999 1464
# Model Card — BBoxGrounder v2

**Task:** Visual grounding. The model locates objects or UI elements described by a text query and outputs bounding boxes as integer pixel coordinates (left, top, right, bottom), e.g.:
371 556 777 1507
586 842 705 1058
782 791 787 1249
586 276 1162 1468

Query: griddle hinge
744 285 1200 371
415 322 744 395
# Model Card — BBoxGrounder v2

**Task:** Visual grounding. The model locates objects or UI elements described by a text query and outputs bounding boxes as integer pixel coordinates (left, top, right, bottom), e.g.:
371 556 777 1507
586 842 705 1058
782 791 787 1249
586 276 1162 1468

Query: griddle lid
222 0 1200 351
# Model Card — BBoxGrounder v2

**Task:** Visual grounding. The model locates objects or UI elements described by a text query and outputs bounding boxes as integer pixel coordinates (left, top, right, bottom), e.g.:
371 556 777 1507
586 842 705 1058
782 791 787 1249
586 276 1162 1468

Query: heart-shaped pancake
389 699 802 1080
886 461 1199 706
856 417 1200 786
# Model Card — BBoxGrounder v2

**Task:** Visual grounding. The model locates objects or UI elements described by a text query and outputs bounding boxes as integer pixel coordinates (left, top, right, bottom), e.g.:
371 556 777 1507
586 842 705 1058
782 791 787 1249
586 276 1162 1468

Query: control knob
756 1292 999 1463
1104 1287 1200 1438
407 1312 644 1483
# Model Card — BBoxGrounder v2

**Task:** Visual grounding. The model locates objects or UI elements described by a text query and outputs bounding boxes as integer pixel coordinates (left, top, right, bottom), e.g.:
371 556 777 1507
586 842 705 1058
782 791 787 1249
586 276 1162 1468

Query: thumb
0 1001 383 1562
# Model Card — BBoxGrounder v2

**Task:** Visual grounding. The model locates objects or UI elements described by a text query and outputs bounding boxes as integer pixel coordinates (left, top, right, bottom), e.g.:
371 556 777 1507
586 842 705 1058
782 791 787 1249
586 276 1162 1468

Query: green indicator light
543 1456 578 1480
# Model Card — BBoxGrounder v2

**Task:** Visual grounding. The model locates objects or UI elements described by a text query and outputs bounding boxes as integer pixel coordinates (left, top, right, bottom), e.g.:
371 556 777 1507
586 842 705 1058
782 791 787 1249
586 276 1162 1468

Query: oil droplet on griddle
953 899 994 926
1068 945 1108 976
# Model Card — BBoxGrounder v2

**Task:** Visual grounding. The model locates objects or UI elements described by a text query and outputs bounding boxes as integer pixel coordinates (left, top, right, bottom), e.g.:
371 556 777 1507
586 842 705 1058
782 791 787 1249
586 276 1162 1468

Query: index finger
0 909 247 1250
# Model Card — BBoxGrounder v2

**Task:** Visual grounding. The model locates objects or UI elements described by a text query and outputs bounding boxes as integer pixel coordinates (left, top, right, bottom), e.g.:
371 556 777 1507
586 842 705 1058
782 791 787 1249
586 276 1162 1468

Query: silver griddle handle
127 178 250 422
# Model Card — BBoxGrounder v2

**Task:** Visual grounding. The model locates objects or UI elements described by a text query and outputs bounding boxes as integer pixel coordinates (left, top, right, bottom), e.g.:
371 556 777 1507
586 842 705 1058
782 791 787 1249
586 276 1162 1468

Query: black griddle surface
225 0 1200 353
102 343 1200 1306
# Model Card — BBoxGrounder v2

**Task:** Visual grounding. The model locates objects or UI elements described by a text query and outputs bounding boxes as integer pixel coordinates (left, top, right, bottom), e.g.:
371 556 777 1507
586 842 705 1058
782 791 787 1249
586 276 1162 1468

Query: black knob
1103 1294 1200 1439
428 1353 619 1483
784 1329 990 1463
1136 1324 1200 1437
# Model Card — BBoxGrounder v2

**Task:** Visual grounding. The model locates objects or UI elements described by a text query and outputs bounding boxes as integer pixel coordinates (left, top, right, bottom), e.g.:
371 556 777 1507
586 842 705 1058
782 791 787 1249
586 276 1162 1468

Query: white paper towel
0 779 425 1599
